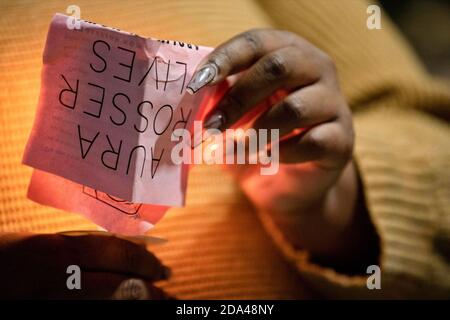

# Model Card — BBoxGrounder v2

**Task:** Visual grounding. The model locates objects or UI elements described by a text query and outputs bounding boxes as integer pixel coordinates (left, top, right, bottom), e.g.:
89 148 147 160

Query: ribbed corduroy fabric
1 0 449 298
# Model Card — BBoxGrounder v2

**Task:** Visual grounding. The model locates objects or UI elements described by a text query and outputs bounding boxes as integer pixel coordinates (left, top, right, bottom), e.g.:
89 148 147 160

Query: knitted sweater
0 0 449 299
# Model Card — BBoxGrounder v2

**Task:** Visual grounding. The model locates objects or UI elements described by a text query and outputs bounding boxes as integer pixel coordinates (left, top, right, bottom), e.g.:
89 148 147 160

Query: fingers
254 84 341 137
187 29 296 93
202 46 323 130
279 120 353 169
42 272 172 300
188 29 332 131
0 233 173 299
59 233 170 281
186 28 353 170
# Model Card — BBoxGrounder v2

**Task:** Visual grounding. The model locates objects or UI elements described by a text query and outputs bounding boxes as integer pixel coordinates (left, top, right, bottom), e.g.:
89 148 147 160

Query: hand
188 29 378 271
0 232 172 299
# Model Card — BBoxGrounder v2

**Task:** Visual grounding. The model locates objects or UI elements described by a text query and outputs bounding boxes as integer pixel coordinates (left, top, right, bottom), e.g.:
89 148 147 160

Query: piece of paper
29 169 168 234
22 14 223 234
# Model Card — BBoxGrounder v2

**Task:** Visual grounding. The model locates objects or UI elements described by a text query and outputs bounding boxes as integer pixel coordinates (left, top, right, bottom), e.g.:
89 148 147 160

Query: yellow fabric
1 0 449 298
256 0 450 298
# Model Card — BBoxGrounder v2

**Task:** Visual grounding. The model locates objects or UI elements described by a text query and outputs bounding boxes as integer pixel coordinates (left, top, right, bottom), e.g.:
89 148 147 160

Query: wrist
259 160 379 274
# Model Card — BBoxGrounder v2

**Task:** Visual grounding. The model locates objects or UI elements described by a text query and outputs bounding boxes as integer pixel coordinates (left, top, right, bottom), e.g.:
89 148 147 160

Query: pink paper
22 14 222 234
28 169 168 234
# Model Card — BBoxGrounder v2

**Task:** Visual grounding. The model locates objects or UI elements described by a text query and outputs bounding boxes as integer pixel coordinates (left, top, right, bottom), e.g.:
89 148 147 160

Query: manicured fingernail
113 278 149 300
186 64 217 94
203 110 226 130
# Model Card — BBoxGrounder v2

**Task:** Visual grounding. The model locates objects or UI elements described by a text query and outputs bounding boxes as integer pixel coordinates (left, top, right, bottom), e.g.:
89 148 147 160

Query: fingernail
113 278 149 300
186 64 217 94
203 110 226 130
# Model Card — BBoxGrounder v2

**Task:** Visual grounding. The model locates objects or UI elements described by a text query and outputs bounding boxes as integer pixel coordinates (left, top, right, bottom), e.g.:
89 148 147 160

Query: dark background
380 0 450 79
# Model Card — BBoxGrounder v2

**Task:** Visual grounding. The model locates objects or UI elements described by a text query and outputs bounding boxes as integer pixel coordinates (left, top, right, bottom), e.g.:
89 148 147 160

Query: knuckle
308 130 330 154
314 126 353 165
280 30 299 46
280 29 295 38
319 51 336 73
223 91 245 120
279 97 304 121
262 53 288 80
241 29 263 54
